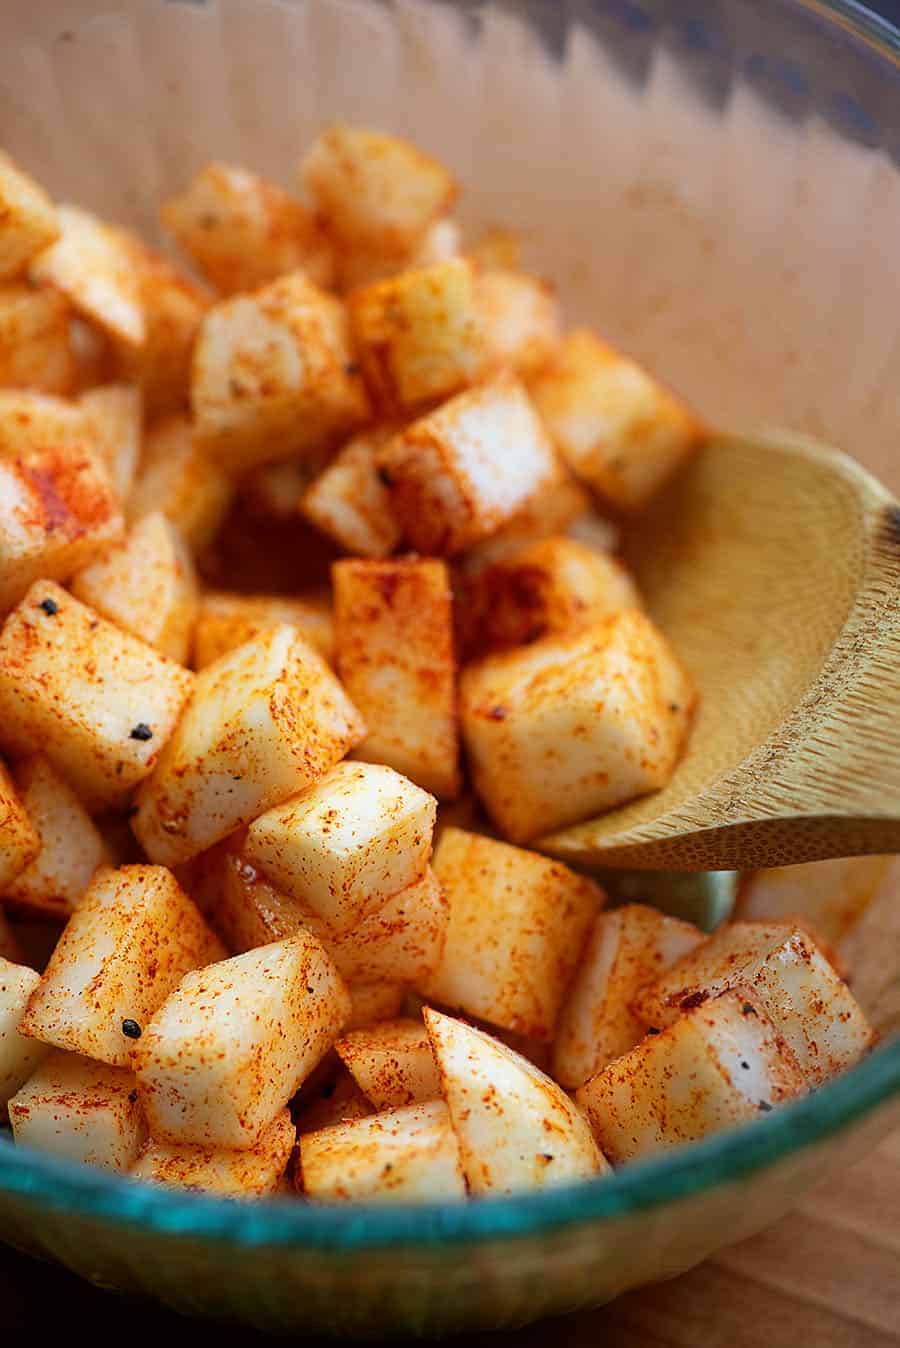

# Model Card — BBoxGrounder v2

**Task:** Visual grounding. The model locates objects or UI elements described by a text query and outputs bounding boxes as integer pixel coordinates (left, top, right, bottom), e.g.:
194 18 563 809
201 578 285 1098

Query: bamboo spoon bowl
543 430 900 872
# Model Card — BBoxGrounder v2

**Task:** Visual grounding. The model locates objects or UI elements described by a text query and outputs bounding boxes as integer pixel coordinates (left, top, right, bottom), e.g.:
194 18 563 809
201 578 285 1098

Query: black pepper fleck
122 1019 142 1040
130 723 153 742
646 1027 661 1036
128 1089 138 1103
758 1100 773 1112
740 1060 750 1070
742 1002 757 1017
306 985 315 995
39 597 59 615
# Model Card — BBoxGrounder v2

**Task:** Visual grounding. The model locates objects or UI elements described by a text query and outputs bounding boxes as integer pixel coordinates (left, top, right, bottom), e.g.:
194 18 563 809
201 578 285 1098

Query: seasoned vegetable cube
0 441 124 611
0 153 59 281
575 987 806 1163
3 757 110 918
314 869 447 987
0 583 194 810
72 512 198 664
133 935 350 1148
133 625 365 866
302 125 456 255
336 1018 439 1110
212 839 447 986
457 535 641 658
553 904 704 1088
460 610 696 843
476 269 561 378
464 469 591 569
335 216 461 292
162 162 334 295
8 1050 146 1171
300 429 401 559
348 258 484 411
128 413 234 553
0 958 48 1109
131 1109 295 1198
298 1099 465 1203
424 1010 607 1195
530 330 702 510
0 758 40 890
193 590 333 669
129 248 209 418
421 829 600 1040
0 389 87 457
19 864 223 1067
78 383 142 502
245 762 435 934
632 921 876 1085
0 282 76 393
346 982 406 1030
736 856 894 946
30 205 145 349
377 375 559 555
192 272 369 475
333 558 459 799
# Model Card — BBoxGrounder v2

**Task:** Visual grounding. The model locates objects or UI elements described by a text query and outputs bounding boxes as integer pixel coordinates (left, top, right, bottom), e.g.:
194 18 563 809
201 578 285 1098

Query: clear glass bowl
1 0 899 1334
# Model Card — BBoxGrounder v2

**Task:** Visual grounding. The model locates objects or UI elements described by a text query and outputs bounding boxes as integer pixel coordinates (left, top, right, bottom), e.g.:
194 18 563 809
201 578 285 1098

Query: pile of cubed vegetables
0 127 875 1203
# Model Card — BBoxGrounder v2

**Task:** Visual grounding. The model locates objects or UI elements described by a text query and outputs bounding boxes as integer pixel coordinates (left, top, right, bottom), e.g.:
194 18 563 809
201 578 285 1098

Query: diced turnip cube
8 1049 146 1170
336 1018 440 1110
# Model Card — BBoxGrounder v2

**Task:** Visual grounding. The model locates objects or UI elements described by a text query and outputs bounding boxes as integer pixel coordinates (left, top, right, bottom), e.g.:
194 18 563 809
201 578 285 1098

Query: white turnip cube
298 1098 465 1203
553 904 704 1088
131 1109 295 1198
421 828 600 1041
8 1049 146 1171
0 758 39 890
457 535 641 658
633 921 876 1086
0 582 194 808
133 625 365 866
477 268 561 378
78 383 142 502
0 441 123 611
348 258 484 412
300 429 401 559
0 583 194 810
0 958 48 1109
133 935 350 1149
30 205 145 349
192 272 369 475
4 756 110 918
193 590 333 669
162 161 334 295
336 1018 439 1110
19 864 223 1067
72 512 197 664
377 375 559 555
128 413 234 553
460 610 696 843
575 986 806 1164
0 282 76 394
333 558 459 799
0 153 58 281
244 762 435 934
529 329 702 510
301 125 456 255
424 1009 607 1195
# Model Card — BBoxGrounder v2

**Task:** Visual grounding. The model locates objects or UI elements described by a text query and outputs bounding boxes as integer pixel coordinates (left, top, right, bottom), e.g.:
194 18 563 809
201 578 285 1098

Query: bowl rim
1 1034 897 1250
2 0 900 1254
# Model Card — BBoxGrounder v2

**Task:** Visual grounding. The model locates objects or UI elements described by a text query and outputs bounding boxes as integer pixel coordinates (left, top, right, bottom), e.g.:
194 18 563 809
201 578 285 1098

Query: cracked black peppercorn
122 1019 142 1039
39 597 59 615
130 723 153 742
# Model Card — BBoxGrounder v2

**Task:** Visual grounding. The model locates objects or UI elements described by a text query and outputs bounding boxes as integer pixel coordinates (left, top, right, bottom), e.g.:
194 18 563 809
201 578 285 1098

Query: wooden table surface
1 1127 896 1345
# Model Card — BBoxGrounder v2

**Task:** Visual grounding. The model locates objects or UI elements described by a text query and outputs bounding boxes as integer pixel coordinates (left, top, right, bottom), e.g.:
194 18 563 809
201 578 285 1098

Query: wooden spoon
541 430 900 872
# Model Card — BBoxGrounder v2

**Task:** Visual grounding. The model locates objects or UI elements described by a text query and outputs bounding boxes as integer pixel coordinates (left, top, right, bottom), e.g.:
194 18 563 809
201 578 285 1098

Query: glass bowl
1 0 899 1334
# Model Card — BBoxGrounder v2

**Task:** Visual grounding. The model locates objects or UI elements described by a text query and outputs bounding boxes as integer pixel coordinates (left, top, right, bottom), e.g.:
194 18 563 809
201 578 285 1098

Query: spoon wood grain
541 430 900 872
